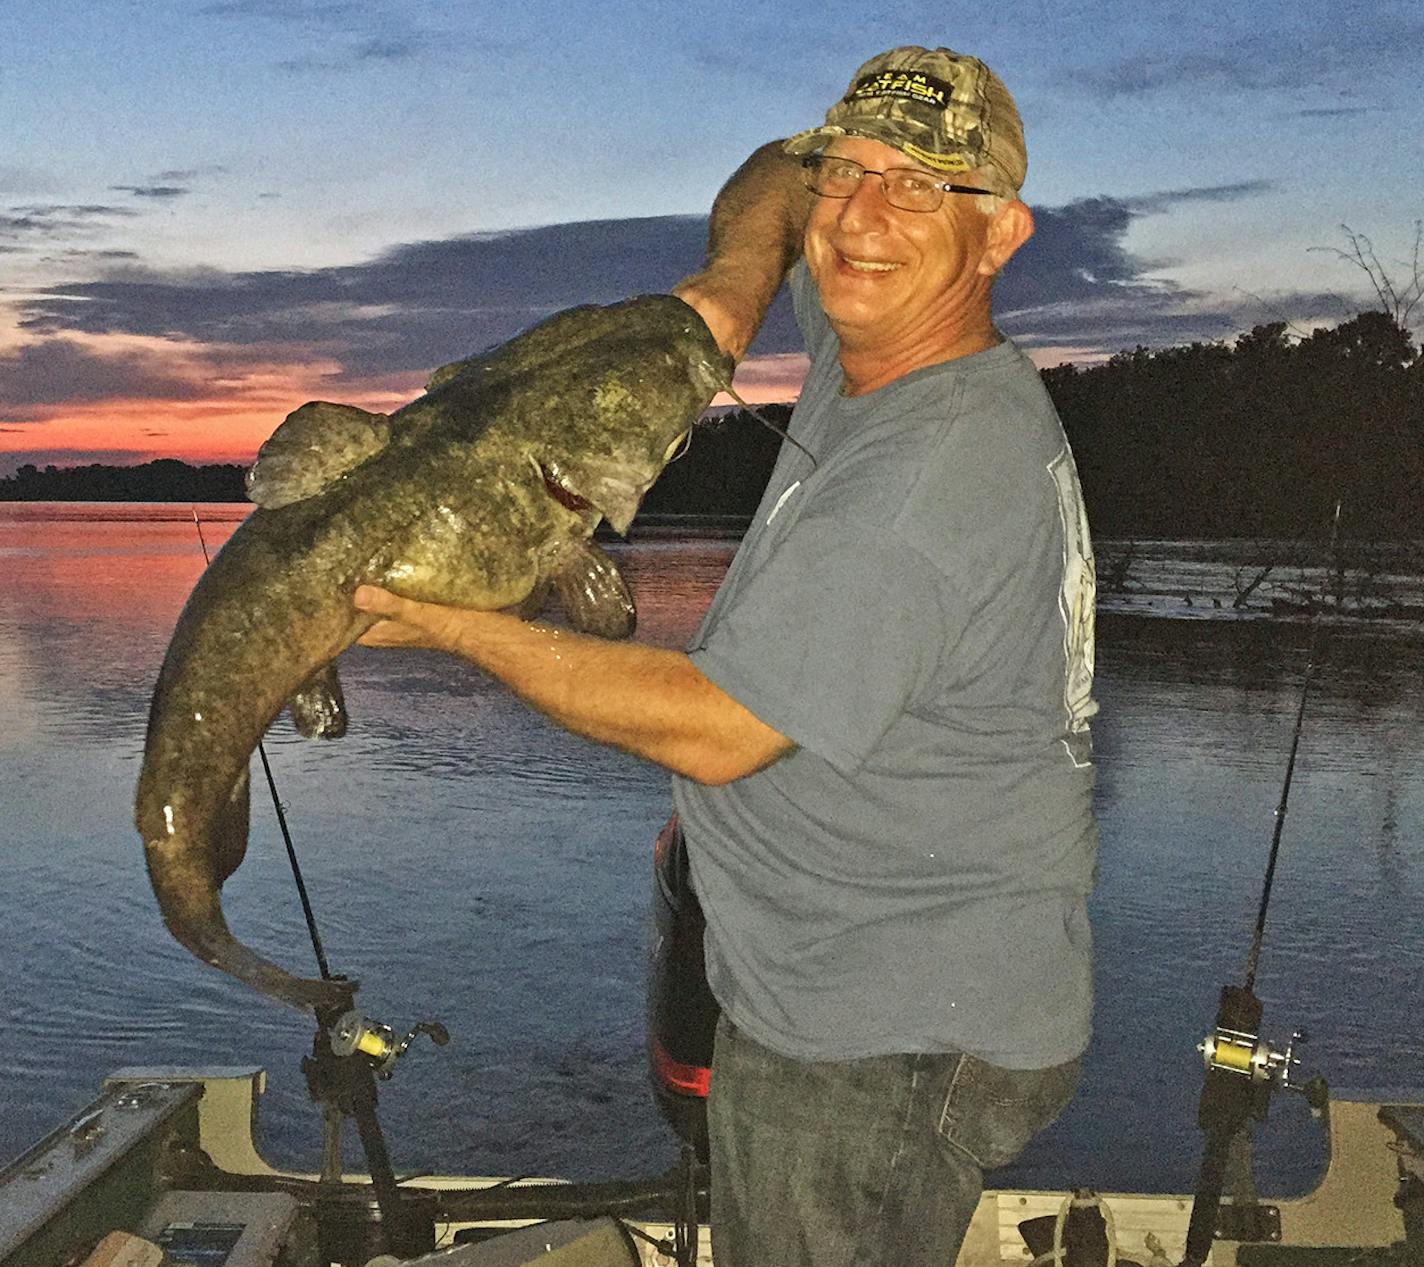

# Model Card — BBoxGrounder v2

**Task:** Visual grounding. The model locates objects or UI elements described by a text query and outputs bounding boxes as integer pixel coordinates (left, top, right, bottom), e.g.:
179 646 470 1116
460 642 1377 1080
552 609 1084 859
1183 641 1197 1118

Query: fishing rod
1241 501 1341 993
1178 504 1340 1266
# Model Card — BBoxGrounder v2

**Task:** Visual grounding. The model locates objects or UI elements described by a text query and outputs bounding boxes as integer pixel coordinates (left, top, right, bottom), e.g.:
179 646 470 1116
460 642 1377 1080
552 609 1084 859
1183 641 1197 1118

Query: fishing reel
1198 1024 1305 1087
330 1009 450 1080
1197 1021 1326 1109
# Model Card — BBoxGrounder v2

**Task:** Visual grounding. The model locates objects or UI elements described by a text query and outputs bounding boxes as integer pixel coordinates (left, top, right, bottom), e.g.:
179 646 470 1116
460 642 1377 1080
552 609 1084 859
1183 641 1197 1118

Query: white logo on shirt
1049 447 1097 768
767 480 802 525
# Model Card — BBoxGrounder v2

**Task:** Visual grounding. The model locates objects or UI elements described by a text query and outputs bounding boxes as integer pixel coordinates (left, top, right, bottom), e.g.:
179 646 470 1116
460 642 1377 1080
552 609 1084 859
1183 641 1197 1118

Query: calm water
0 503 1421 1197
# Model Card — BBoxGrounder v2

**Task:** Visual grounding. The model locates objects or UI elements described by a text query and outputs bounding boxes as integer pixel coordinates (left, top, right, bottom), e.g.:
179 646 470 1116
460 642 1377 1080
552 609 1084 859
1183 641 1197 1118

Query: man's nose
835 175 890 232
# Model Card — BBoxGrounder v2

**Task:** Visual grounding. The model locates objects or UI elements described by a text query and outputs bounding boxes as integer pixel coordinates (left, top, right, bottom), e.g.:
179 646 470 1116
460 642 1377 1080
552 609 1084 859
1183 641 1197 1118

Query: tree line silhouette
1 456 247 503
1047 310 1423 541
5 311 1421 540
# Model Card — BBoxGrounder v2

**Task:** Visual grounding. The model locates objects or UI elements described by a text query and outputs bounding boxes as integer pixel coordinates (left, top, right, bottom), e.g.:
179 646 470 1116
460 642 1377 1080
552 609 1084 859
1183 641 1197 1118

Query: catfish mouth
535 455 645 536
539 460 593 515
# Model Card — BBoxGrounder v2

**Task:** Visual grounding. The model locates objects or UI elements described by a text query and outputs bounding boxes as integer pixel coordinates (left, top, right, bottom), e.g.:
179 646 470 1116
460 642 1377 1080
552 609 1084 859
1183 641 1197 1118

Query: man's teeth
844 258 897 272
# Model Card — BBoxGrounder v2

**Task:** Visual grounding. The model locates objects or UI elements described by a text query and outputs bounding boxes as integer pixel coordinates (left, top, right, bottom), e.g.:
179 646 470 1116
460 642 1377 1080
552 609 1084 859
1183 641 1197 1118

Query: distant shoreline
0 497 752 539
0 419 786 523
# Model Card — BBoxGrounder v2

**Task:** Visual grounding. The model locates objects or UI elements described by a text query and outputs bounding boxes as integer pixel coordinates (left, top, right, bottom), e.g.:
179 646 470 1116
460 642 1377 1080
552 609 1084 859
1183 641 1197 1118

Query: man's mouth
839 252 899 273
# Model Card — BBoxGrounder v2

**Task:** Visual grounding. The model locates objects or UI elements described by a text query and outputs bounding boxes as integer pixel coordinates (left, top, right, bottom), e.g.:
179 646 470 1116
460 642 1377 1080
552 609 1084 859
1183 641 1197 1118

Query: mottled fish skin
136 295 730 1010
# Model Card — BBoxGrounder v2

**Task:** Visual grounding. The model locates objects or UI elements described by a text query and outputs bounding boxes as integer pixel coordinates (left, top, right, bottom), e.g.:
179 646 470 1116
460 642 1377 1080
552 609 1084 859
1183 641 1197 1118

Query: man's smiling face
802 135 1001 366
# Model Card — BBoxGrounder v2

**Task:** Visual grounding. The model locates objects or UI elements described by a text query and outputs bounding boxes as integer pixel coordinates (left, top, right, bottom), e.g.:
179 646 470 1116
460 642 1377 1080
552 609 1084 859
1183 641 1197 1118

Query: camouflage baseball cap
784 46 1027 196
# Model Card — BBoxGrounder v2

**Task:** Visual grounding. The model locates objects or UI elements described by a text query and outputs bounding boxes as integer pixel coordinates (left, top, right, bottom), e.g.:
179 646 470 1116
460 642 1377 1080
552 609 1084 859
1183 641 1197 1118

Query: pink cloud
0 326 423 469
711 352 808 408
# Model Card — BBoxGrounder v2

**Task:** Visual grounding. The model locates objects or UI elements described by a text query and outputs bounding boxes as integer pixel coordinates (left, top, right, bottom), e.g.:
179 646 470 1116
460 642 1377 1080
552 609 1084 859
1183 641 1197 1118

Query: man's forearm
674 140 812 361
355 587 791 785
454 612 791 785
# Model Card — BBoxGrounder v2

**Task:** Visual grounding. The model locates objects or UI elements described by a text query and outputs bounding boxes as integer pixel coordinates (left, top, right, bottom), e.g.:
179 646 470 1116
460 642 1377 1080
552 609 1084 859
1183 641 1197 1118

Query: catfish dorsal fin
246 401 392 508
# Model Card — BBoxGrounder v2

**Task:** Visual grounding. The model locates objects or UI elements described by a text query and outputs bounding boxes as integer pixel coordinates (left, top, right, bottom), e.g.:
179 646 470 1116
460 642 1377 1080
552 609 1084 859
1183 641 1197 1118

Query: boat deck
1 1067 1419 1266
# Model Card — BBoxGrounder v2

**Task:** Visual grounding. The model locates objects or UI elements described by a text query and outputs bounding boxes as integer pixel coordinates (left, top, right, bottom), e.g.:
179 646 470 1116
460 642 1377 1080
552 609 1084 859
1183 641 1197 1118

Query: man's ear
978 200 1034 276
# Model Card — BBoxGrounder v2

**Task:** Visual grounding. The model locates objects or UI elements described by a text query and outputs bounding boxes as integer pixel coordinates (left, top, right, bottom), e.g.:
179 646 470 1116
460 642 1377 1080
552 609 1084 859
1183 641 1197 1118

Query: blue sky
1 0 1421 471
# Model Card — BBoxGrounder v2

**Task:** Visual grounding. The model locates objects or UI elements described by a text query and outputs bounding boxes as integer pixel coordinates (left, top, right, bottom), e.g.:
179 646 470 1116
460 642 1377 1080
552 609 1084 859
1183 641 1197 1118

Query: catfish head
524 297 731 535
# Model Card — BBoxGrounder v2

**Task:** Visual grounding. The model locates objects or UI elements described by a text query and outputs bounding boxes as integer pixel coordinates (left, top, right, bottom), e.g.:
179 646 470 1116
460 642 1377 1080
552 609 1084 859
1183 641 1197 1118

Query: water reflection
0 506 1419 1196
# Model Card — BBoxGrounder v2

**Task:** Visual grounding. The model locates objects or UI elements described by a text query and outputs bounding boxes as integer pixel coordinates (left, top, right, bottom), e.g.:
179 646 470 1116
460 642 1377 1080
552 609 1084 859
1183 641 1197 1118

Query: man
356 44 1097 1265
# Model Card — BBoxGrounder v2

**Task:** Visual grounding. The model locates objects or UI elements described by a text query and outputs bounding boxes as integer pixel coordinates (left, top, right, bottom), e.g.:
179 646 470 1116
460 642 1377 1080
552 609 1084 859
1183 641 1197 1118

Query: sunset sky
2 0 1421 475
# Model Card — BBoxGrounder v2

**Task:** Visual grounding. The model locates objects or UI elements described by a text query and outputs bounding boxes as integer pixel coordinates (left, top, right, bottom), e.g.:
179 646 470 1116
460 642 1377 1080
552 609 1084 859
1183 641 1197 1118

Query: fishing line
191 508 334 982
1241 500 1341 992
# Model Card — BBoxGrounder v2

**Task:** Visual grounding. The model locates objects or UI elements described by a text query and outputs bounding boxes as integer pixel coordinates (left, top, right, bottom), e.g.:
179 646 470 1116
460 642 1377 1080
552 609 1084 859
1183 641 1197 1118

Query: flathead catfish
136 295 730 1011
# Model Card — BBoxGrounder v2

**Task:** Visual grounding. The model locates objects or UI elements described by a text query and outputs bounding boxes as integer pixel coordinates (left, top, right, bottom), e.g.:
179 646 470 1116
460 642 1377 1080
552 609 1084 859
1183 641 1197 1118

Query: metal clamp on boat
300 1002 452 1261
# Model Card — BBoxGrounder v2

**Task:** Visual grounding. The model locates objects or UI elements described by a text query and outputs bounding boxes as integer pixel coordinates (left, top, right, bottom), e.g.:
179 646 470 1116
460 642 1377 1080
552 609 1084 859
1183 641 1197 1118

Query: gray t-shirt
672 263 1098 1069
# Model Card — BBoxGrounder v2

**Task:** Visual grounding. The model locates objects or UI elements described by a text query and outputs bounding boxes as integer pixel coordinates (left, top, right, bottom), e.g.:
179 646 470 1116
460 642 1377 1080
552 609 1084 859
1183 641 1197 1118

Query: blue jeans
707 1017 1080 1267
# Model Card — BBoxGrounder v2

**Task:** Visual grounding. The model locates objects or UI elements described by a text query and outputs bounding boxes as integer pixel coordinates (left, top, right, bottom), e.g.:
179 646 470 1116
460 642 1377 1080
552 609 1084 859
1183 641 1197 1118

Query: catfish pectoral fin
288 662 349 739
549 538 637 639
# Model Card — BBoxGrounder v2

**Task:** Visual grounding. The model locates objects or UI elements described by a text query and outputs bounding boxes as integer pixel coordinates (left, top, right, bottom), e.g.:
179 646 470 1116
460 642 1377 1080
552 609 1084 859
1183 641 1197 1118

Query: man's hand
354 584 471 652
672 277 760 364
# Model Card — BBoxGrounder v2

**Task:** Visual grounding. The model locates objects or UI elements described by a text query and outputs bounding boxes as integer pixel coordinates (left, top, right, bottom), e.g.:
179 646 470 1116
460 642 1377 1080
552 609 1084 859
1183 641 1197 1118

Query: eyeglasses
801 154 994 213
